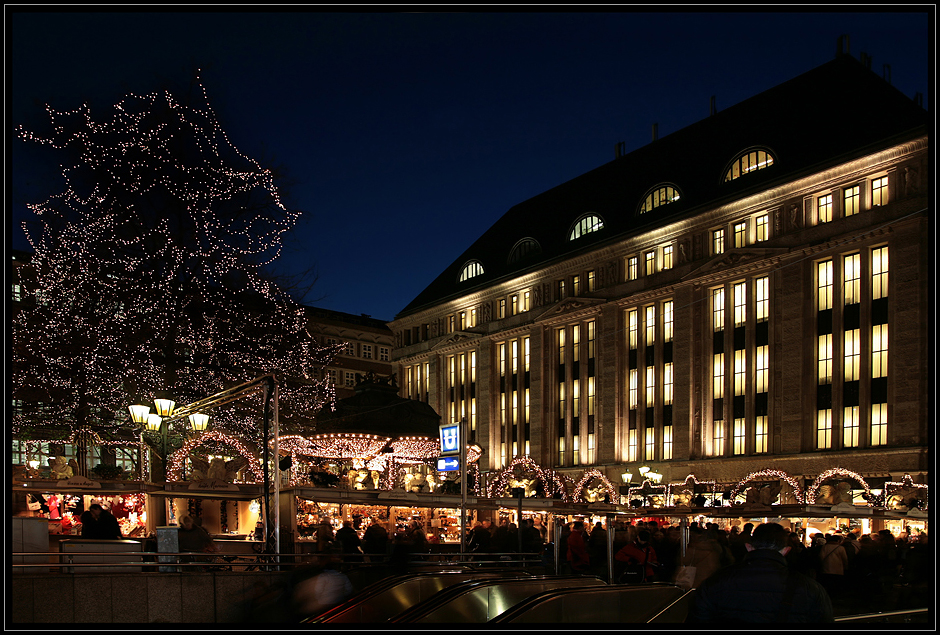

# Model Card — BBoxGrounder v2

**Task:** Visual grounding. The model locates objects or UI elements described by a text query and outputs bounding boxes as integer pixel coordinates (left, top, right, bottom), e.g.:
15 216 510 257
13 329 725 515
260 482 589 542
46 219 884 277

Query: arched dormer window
638 184 681 214
724 147 775 182
458 260 484 283
508 237 542 264
568 214 605 241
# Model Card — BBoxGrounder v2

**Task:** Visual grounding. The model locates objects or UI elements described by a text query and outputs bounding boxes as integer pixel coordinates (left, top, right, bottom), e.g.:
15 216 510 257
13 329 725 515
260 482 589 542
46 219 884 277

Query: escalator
307 568 534 623
490 582 693 623
389 575 608 623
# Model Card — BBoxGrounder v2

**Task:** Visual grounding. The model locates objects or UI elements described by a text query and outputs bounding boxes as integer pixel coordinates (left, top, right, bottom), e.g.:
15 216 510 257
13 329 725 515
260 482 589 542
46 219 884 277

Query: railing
11 550 546 573
834 608 930 623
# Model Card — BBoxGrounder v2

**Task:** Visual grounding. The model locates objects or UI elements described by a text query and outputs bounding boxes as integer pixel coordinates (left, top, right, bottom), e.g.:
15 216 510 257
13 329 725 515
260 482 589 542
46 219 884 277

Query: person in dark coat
80 503 122 539
689 523 834 623
362 520 389 562
334 520 362 563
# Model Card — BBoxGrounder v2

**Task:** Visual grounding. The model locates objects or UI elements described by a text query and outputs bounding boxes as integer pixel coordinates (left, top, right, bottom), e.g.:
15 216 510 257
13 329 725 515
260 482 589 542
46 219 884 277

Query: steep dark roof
397 54 927 318
314 377 441 438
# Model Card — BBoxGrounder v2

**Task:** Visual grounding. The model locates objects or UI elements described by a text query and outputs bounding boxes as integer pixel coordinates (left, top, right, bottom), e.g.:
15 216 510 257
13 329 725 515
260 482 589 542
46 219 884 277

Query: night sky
8 10 930 322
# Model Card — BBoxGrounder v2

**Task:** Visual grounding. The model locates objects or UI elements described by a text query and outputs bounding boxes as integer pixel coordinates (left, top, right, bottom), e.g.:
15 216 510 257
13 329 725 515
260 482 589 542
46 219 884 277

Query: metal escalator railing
308 569 533 623
389 575 608 623
490 582 689 623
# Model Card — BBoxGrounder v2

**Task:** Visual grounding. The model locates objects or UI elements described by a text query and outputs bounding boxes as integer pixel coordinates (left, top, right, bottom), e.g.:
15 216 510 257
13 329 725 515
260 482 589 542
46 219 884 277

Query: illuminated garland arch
729 469 804 504
883 474 929 510
487 456 569 501
667 474 717 505
573 469 618 503
805 467 871 504
166 430 262 482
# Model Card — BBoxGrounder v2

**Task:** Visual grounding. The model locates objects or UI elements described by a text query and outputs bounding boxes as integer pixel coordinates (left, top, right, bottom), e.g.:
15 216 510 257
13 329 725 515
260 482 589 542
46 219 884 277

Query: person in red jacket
566 521 591 573
616 529 658 583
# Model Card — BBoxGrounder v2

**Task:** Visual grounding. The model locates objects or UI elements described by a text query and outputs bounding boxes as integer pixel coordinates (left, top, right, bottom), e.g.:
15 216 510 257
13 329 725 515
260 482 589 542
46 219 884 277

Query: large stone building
389 53 929 496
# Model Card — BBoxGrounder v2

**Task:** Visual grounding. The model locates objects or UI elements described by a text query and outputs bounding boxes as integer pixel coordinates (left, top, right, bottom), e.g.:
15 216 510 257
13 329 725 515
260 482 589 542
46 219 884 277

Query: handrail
834 607 930 623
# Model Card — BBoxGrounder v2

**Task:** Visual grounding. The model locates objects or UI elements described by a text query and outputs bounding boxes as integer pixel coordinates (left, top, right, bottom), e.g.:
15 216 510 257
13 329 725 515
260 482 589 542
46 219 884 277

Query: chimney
836 34 850 58
710 95 717 116
615 141 626 158
914 92 923 108
861 51 871 70
883 64 891 85
652 123 658 142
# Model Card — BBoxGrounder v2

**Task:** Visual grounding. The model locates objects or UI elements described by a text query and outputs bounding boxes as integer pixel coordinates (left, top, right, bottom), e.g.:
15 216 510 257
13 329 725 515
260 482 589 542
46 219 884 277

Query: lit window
645 305 655 345
662 245 673 270
664 362 673 405
511 294 519 316
646 367 655 408
756 276 769 323
469 308 477 327
627 309 638 350
871 403 888 446
755 416 768 454
662 424 673 461
587 270 596 292
713 353 725 399
569 214 605 241
817 409 832 449
844 253 860 305
713 421 725 456
459 260 484 282
663 300 674 343
713 229 725 255
844 329 860 382
557 280 566 300
818 334 832 385
843 406 859 448
459 312 466 330
645 426 655 461
755 214 769 242
628 427 638 462
872 246 888 300
734 350 746 396
872 324 888 378
756 345 768 393
844 185 860 216
733 419 746 455
724 148 775 182
733 282 746 326
499 299 506 319
522 290 530 312
871 176 888 207
733 222 747 248
817 194 832 224
818 261 833 311
639 184 681 213
572 275 580 296
626 256 638 281
629 369 639 409
645 251 656 275
713 288 725 332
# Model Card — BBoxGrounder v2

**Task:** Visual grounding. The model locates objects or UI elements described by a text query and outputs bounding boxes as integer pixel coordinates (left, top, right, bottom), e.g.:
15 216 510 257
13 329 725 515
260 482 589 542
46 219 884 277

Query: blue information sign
436 456 460 472
439 423 460 455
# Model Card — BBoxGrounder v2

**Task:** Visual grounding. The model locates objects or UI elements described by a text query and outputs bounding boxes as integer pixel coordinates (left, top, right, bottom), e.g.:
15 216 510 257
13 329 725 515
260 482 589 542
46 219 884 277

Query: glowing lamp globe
146 414 163 432
154 398 176 417
128 404 151 425
189 413 210 432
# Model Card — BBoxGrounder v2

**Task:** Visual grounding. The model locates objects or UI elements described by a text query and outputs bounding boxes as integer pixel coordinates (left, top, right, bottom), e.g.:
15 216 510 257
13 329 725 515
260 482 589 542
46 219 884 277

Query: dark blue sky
9 10 930 322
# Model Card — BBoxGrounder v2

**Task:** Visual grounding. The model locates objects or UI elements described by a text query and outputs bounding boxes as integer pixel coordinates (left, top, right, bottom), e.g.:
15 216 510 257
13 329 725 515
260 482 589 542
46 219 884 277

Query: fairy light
666 474 717 506
12 73 339 446
729 469 804 504
805 467 872 505
487 456 570 501
573 469 618 503
166 430 262 482
883 474 929 510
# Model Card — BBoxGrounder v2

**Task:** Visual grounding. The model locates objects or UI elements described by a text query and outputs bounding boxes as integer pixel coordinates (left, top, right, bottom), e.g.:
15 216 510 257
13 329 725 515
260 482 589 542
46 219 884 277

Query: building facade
389 54 929 495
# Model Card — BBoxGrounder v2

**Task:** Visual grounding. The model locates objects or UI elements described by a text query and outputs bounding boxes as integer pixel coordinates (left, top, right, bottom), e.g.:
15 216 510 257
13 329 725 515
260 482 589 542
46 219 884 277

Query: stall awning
148 481 265 501
12 478 160 495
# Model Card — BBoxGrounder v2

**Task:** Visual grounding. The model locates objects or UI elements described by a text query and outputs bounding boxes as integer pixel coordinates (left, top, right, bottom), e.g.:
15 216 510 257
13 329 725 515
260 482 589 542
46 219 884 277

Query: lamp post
130 396 210 482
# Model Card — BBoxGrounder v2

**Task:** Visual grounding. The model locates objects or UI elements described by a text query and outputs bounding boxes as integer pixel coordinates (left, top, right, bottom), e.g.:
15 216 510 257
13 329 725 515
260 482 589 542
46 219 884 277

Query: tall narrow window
733 222 747 248
663 362 673 405
817 409 832 449
713 423 725 456
626 256 638 281
756 276 769 323
628 426 638 462
713 229 725 255
629 369 639 409
734 350 746 396
511 294 519 316
844 185 860 216
844 329 860 382
872 324 889 378
662 424 673 461
572 275 581 296
755 214 769 242
733 419 746 455
645 366 656 408
756 345 769 393
872 247 889 300
713 353 725 399
557 279 566 300
733 282 746 327
818 261 833 311
663 300 674 343
628 309 639 350
499 299 506 319
522 290 530 312
843 406 859 448
645 426 655 461
755 416 768 454
844 253 860 306
713 288 725 332
645 251 656 275
645 305 656 345
817 194 832 224
662 245 673 270
587 271 596 292
871 176 888 207
871 403 888 446
818 334 833 385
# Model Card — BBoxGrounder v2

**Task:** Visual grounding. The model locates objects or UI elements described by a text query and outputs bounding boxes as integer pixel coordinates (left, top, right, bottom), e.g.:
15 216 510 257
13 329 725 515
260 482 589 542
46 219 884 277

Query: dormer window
639 184 681 214
508 238 542 264
724 148 775 182
458 260 484 282
569 214 605 241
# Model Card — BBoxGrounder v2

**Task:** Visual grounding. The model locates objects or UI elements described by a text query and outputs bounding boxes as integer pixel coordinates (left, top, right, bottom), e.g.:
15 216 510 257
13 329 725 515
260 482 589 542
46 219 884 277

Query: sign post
440 419 467 555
